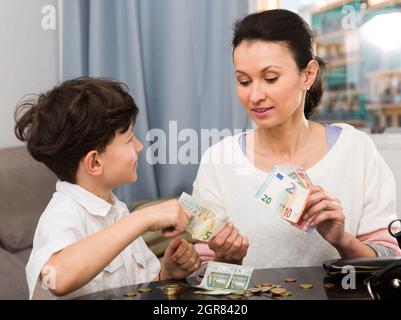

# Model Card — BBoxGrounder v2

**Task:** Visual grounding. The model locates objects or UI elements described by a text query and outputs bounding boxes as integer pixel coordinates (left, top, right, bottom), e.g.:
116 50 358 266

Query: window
278 0 401 133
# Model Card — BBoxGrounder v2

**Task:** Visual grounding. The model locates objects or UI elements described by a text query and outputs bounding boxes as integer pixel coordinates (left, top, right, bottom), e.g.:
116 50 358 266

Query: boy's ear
303 59 319 90
82 150 103 177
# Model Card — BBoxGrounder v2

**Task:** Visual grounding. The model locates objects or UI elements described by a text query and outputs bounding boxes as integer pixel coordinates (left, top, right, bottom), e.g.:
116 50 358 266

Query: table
75 266 372 300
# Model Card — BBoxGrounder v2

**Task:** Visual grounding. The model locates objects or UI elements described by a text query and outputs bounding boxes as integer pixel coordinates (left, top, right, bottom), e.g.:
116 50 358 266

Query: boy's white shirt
26 181 160 300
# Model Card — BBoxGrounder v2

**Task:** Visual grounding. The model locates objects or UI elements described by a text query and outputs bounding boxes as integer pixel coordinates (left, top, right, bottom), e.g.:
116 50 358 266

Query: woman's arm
303 185 377 259
333 232 377 259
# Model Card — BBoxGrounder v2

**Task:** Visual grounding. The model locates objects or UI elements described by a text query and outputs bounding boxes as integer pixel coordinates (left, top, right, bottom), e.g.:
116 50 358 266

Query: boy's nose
134 136 143 153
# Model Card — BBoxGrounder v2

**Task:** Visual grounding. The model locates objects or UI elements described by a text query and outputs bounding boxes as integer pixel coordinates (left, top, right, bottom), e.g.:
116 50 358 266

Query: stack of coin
157 284 180 296
138 287 152 293
232 283 292 298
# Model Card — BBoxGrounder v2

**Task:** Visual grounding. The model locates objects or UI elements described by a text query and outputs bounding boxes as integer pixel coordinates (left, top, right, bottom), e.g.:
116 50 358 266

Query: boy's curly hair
15 77 139 183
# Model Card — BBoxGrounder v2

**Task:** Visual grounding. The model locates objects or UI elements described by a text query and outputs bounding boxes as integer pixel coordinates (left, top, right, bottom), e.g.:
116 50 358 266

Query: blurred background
1 0 400 214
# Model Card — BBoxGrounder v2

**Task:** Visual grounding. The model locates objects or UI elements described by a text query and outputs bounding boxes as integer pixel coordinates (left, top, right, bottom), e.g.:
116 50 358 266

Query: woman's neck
254 114 312 162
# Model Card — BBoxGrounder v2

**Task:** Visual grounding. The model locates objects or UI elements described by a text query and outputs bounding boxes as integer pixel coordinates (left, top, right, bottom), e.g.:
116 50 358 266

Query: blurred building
310 0 401 128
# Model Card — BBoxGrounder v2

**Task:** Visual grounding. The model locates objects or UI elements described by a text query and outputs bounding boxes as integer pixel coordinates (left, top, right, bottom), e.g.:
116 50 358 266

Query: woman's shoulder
329 122 373 145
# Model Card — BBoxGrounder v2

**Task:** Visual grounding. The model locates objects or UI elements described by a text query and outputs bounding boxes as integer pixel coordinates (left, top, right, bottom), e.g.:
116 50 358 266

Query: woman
194 9 401 269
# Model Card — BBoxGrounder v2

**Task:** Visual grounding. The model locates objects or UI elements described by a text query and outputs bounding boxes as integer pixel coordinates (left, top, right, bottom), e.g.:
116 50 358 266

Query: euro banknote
255 168 311 224
194 261 254 295
178 192 229 241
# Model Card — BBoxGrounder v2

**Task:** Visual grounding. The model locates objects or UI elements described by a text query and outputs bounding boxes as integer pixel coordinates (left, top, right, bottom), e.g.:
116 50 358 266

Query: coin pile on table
157 284 182 296
237 283 292 299
224 278 315 299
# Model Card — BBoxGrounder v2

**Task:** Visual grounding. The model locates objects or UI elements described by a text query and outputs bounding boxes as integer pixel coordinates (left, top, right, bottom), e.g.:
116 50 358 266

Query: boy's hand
208 223 249 264
139 199 191 237
161 236 201 280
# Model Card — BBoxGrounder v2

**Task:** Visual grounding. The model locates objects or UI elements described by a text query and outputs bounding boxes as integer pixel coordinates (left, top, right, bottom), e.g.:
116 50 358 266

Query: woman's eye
265 78 278 83
238 80 251 87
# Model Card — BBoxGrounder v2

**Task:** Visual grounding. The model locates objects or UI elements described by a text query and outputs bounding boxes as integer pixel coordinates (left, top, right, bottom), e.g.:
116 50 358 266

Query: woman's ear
303 59 320 90
82 150 103 177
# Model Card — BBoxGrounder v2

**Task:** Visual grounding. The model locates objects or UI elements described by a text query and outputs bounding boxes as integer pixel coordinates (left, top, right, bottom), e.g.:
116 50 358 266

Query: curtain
62 0 252 207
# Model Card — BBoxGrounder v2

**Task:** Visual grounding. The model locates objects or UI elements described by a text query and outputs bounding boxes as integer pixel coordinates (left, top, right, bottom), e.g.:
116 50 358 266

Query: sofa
0 146 57 299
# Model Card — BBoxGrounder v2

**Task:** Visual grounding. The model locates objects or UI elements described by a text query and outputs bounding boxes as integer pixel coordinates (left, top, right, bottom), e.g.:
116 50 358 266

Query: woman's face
233 40 308 128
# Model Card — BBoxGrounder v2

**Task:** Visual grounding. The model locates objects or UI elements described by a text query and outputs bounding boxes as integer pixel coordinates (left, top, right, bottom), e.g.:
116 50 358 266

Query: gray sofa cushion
14 248 32 265
0 147 57 252
0 248 29 299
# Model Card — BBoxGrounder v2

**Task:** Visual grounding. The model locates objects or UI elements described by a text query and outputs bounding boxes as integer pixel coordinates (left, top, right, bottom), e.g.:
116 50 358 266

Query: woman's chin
253 117 280 129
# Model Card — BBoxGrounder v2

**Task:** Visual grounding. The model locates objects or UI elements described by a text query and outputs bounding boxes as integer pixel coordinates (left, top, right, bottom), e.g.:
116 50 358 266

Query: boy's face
99 126 143 188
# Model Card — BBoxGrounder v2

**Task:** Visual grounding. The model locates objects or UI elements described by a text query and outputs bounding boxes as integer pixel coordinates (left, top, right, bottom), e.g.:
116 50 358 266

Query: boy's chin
114 175 137 186
128 174 138 183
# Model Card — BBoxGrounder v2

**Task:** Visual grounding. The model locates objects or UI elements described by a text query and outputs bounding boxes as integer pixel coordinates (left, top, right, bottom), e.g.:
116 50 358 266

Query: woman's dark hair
14 77 139 183
232 9 326 119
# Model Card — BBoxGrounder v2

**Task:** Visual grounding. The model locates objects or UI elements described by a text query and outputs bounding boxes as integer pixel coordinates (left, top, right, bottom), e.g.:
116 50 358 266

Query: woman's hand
161 236 201 280
302 185 346 248
208 223 249 264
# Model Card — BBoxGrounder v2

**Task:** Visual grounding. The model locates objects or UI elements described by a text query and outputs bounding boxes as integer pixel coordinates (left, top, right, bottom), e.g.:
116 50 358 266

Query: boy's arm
43 200 189 296
43 210 149 296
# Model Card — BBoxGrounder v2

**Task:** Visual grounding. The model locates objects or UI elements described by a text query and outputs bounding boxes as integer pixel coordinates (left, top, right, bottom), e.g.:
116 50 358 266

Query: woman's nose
249 83 266 105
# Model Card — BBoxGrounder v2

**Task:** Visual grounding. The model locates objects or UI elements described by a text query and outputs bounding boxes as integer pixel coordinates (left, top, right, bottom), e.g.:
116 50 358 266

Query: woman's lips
251 107 274 118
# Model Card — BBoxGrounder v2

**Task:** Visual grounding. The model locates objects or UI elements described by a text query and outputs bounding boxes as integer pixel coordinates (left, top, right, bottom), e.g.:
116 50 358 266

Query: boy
15 77 201 299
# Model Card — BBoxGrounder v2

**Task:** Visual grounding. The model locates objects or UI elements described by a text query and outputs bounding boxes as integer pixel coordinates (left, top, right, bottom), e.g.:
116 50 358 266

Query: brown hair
15 77 139 183
233 9 326 119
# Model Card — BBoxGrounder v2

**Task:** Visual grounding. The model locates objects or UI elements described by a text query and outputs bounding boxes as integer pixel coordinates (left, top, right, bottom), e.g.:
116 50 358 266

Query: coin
159 284 179 290
281 291 292 297
227 294 242 300
158 284 181 296
138 288 152 293
162 288 178 295
299 284 313 289
285 278 296 283
248 287 263 293
123 291 136 297
271 287 287 295
261 283 273 287
324 283 335 289
235 290 248 295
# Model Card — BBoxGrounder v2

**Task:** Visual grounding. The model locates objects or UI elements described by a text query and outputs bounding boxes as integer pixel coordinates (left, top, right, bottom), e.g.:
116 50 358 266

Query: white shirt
26 181 160 299
193 123 399 269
